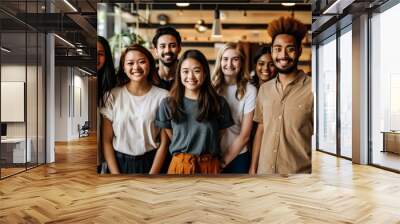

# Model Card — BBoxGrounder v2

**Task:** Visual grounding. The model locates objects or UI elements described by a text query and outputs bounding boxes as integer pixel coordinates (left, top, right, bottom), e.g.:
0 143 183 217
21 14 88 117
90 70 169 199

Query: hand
149 168 159 175
219 160 226 170
249 167 256 175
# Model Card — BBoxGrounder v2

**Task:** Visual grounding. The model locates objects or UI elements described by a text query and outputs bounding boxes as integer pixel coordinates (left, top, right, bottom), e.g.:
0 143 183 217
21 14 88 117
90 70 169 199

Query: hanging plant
108 32 146 67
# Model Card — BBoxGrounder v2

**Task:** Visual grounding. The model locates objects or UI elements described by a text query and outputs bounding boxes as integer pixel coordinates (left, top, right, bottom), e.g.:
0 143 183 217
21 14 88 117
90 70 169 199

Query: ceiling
106 2 312 72
1 0 315 73
311 0 390 43
0 0 97 73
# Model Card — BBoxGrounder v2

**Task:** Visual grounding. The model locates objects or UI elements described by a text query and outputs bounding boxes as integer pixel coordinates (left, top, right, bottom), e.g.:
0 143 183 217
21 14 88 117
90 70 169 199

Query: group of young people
96 16 313 175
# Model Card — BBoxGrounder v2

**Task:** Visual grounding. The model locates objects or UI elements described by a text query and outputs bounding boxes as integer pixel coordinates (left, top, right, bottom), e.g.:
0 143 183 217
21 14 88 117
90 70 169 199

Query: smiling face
180 58 205 92
123 50 150 83
155 34 181 67
221 48 242 79
256 53 277 82
97 41 105 71
271 34 301 74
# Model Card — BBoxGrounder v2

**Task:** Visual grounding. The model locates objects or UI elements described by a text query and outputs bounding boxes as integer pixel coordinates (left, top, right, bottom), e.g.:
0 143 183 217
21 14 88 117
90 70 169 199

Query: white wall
54 66 89 141
55 66 69 141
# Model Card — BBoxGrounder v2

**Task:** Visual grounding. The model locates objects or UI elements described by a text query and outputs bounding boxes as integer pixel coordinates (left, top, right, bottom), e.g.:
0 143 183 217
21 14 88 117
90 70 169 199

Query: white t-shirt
220 83 257 155
100 85 168 156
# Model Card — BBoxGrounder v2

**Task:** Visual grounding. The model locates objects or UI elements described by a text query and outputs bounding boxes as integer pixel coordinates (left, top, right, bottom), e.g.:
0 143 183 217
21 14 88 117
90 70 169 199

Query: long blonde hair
212 42 249 100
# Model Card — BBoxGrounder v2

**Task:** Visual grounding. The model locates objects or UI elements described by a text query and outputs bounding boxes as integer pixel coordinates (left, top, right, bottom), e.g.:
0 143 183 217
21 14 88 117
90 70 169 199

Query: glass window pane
1 31 27 177
318 36 337 154
340 28 352 158
371 3 400 171
38 32 46 165
27 31 38 169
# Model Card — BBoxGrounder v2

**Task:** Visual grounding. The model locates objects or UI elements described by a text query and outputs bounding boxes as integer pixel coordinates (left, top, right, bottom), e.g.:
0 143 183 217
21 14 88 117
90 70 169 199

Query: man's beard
275 57 298 74
160 52 177 67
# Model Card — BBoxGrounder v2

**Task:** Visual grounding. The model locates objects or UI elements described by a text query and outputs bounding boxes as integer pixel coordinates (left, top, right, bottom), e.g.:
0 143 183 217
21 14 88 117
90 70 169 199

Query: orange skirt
167 153 221 175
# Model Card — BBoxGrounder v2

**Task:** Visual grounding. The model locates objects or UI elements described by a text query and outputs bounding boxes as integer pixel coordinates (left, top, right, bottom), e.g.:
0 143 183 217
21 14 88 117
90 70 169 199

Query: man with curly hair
250 17 313 174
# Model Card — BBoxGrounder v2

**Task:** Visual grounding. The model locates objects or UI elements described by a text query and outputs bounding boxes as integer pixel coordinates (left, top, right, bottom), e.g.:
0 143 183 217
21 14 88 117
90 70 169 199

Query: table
1 138 32 163
381 131 400 154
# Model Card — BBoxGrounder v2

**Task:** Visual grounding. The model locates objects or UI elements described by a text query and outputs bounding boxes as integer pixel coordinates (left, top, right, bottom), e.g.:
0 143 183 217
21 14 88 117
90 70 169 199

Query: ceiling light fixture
76 48 85 55
281 3 296 7
54 34 75 48
195 19 208 33
176 3 190 7
78 67 93 76
212 9 222 38
63 0 78 12
1 47 11 53
322 0 354 15
158 14 169 25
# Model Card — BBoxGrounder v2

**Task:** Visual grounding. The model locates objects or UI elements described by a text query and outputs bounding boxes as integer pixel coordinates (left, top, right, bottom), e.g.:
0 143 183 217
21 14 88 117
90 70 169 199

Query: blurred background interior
97 2 312 73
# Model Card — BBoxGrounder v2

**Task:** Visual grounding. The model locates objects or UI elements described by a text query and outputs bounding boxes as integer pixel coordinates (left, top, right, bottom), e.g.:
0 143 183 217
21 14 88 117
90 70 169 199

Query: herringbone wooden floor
1 135 400 223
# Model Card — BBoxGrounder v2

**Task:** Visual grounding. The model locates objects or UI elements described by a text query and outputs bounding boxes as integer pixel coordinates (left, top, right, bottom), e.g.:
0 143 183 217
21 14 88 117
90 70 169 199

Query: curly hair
212 43 249 101
267 16 307 48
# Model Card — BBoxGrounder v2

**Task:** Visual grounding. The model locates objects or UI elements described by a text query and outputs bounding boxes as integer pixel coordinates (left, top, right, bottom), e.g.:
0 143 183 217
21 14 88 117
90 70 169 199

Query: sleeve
244 85 257 114
218 97 234 129
155 98 172 129
99 91 114 122
253 86 263 124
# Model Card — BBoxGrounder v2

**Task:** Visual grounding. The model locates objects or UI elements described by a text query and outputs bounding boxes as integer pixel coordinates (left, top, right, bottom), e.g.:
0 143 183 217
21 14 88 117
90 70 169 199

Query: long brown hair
168 49 221 122
116 44 156 86
212 43 249 100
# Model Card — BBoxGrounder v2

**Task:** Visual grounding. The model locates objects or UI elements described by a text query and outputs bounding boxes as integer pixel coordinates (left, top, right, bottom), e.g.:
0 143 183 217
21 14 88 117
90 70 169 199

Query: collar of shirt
275 70 307 87
274 70 307 99
156 66 175 81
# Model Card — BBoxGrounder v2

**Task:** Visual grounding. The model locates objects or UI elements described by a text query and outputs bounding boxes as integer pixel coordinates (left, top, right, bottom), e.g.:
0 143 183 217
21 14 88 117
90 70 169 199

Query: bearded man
152 26 182 90
249 17 313 174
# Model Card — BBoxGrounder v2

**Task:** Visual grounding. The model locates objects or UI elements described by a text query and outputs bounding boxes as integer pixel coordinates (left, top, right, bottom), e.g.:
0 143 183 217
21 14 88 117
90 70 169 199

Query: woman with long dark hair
155 49 234 175
100 44 169 174
97 36 117 173
97 36 117 107
249 45 277 89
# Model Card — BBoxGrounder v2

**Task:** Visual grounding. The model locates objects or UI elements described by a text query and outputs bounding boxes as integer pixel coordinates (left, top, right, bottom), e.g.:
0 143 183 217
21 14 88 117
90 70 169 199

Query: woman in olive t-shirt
155 49 234 175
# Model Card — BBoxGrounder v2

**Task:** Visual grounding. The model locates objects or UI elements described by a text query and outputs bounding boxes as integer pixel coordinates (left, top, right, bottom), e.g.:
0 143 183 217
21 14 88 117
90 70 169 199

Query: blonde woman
212 43 257 173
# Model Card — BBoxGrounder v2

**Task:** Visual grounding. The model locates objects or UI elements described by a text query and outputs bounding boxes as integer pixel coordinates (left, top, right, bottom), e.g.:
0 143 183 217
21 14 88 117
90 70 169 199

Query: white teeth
279 60 289 66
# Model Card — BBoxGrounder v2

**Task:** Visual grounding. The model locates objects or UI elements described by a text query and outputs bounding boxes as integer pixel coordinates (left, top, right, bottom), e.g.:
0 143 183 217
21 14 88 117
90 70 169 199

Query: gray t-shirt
155 96 234 156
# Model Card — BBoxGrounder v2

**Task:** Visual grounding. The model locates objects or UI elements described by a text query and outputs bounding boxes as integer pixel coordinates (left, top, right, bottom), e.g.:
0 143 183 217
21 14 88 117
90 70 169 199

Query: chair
78 121 90 138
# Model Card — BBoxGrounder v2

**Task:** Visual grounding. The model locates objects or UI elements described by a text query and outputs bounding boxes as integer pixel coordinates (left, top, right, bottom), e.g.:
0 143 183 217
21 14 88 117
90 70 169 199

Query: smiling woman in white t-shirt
100 44 169 174
212 43 257 173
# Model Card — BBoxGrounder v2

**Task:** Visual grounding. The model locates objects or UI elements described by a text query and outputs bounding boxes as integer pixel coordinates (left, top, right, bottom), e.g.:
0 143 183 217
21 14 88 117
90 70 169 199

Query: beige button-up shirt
254 71 313 174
